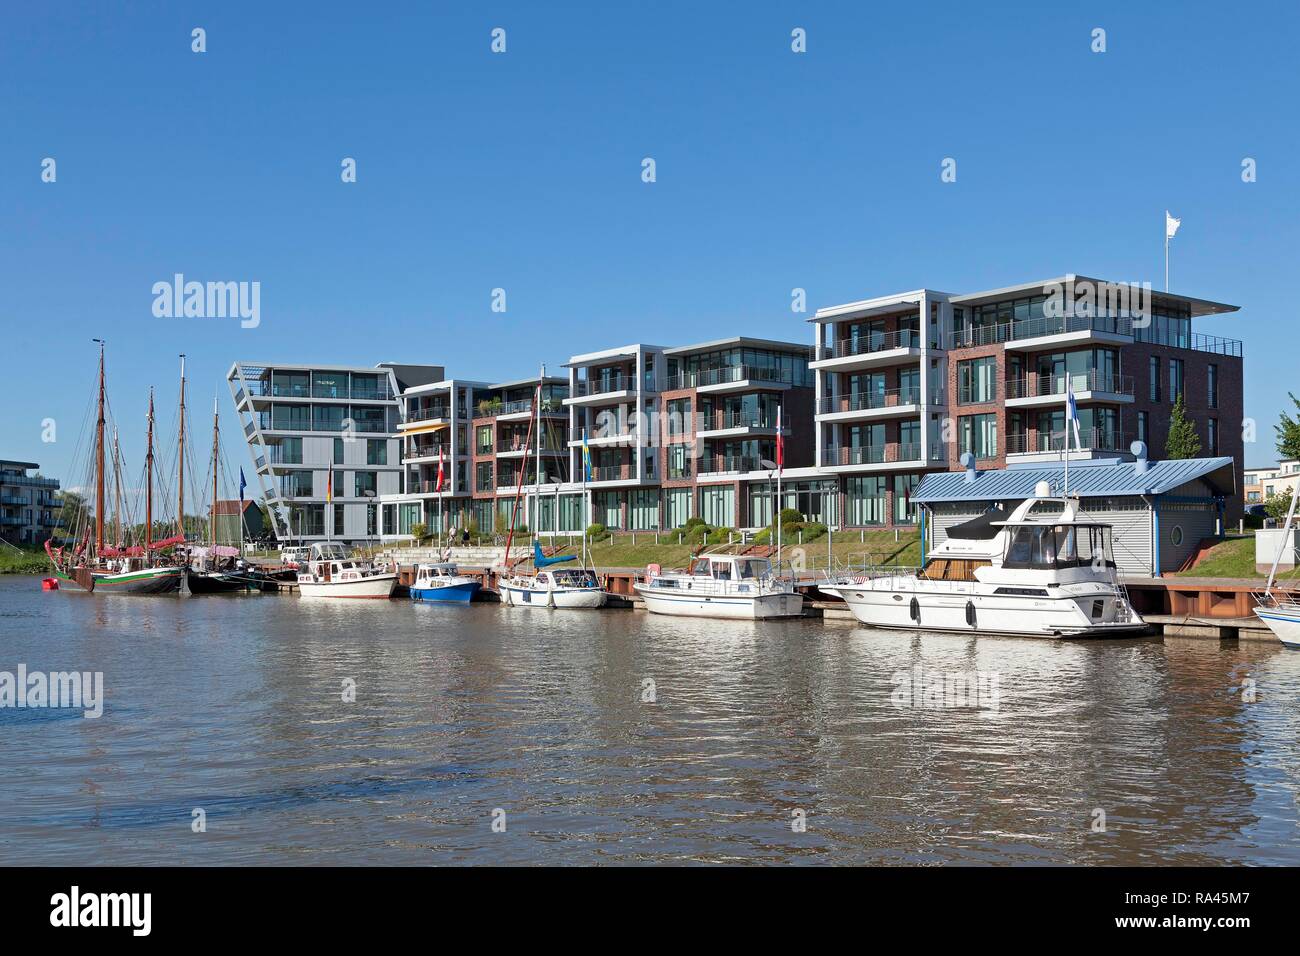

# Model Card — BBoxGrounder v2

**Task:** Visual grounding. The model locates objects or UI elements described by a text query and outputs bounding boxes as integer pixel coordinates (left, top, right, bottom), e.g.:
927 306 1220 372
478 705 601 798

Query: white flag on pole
1165 210 1181 239
1066 380 1083 450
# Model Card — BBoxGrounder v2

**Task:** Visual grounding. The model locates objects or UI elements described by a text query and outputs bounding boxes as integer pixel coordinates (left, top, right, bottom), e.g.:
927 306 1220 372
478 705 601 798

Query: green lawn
0 546 51 574
537 529 922 572
1173 535 1300 580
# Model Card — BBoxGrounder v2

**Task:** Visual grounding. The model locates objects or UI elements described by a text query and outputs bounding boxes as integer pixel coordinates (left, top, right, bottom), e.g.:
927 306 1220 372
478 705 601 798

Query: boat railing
646 571 788 597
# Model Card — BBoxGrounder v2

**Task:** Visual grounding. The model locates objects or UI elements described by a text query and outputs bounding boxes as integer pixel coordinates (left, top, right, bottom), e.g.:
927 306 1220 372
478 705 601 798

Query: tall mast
94 340 106 558
177 353 187 539
535 365 544 537
211 395 219 549
146 388 155 553
112 427 122 548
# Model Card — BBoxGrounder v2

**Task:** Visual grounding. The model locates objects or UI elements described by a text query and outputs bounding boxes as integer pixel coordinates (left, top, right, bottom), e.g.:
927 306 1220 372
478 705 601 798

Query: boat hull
635 585 804 619
499 582 607 608
186 569 253 594
54 566 185 595
410 582 480 603
1254 607 1300 647
822 578 1145 638
297 575 397 599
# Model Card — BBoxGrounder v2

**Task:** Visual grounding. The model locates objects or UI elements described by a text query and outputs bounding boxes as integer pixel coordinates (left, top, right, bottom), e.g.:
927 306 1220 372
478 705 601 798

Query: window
698 485 735 527
845 476 886 526
1169 358 1184 402
957 356 997 404
475 461 493 492
629 489 659 530
333 504 345 536
1148 357 1160 402
1137 411 1148 445
476 426 493 455
958 413 998 460
313 404 345 431
1208 418 1218 455
894 473 921 524
665 488 691 528
354 471 377 498
333 438 345 465
367 439 387 466
1208 364 1218 409
667 397 691 435
668 444 691 480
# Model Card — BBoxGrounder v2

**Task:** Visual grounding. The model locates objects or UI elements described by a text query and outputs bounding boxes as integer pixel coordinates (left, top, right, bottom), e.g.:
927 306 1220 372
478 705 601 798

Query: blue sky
2 0 1297 489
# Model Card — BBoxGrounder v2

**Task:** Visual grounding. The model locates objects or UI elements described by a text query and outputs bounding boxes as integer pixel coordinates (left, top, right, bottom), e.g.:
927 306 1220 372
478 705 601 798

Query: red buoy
41 577 59 591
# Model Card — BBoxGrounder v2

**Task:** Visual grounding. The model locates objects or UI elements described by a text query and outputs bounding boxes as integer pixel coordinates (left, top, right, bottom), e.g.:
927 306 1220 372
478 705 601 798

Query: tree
410 522 428 543
1164 394 1202 460
1263 490 1296 522
1274 392 1300 461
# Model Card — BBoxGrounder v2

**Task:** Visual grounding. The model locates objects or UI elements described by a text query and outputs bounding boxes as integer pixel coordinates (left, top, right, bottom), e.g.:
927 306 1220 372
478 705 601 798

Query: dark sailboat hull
54 565 185 595
185 569 252 593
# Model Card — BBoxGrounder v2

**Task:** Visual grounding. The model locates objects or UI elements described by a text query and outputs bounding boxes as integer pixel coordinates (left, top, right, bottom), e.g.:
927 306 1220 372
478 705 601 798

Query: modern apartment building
1245 459 1300 505
227 362 443 545
811 274 1244 527
0 460 60 545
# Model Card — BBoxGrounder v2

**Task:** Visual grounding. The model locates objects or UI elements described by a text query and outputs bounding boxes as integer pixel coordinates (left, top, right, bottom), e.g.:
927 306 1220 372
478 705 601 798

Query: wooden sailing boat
185 394 253 593
46 342 184 594
497 367 606 609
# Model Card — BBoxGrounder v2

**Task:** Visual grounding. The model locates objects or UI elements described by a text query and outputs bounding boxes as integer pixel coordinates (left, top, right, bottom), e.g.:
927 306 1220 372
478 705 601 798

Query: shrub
410 522 428 542
800 522 828 543
684 516 708 529
704 526 736 545
585 523 607 541
777 508 803 527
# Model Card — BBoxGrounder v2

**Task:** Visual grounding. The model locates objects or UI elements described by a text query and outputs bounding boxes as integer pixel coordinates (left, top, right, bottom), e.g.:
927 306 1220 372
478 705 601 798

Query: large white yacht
636 554 804 619
820 483 1145 638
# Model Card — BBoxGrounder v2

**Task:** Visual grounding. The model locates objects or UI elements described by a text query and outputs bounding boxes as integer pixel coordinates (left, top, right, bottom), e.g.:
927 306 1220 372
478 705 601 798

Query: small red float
41 577 59 591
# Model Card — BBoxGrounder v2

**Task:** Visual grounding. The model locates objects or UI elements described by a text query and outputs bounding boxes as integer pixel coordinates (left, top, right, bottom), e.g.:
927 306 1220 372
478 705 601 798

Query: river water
1 575 1298 865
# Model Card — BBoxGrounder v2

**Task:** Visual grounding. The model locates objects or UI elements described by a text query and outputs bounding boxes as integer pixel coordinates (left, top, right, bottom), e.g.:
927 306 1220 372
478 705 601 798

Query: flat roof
810 290 935 323
662 336 811 357
565 343 667 367
487 376 568 391
913 455 1236 502
947 274 1239 317
0 460 40 470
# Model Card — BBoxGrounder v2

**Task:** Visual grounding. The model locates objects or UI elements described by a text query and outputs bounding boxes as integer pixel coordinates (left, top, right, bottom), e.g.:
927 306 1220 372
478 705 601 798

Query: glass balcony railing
697 455 761 474
827 329 921 359
1004 371 1135 400
665 365 805 390
1006 429 1131 455
573 374 637 397
818 386 923 414
821 443 945 466
947 314 1242 357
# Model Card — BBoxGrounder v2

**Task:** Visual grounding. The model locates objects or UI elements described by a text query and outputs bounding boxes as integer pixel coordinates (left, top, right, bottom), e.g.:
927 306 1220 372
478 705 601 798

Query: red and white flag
776 406 784 473
436 447 445 492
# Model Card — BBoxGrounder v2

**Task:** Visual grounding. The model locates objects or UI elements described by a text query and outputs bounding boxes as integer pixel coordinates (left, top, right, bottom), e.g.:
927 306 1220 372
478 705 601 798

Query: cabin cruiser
635 554 804 619
1253 475 1300 647
295 543 398 599
820 484 1145 638
410 563 481 604
499 542 607 608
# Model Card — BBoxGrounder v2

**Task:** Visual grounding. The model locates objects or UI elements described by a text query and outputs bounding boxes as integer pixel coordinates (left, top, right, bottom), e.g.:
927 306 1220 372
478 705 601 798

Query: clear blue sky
2 0 1297 490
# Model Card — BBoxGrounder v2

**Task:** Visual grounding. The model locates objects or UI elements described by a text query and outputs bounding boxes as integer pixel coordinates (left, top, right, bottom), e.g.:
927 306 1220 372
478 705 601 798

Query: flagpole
776 404 783 573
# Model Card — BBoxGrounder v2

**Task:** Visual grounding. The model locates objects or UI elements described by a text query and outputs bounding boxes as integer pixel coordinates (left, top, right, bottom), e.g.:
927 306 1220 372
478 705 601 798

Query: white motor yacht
820 483 1145 638
296 543 398 599
635 553 804 619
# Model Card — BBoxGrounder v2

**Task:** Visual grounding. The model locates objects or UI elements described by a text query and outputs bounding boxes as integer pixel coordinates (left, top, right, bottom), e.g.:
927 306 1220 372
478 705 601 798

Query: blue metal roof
912 456 1236 503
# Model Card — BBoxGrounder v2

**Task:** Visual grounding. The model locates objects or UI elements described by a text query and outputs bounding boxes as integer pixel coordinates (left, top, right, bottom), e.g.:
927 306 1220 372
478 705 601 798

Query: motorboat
296 543 397 599
410 563 481 603
1254 471 1300 647
635 553 804 619
820 483 1145 638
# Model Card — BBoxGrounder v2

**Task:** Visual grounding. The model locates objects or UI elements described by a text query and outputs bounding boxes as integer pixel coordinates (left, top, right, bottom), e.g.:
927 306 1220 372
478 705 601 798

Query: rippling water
2 575 1299 865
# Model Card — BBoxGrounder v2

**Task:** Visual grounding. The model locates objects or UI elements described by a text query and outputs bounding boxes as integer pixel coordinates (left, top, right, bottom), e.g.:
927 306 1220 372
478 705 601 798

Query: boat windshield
1003 523 1114 570
690 558 712 576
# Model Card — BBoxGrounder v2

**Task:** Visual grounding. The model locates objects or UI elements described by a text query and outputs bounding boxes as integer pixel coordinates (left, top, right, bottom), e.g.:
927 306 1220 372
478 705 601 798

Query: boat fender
965 600 976 628
647 563 661 581
41 577 59 591
909 596 919 622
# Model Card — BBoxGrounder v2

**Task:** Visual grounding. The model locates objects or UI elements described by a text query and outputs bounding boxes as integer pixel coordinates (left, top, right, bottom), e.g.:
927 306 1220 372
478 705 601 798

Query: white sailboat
1253 474 1300 647
498 366 608 609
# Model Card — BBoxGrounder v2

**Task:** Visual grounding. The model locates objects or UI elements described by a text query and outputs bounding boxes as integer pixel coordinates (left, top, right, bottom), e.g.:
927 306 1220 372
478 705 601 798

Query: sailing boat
498 368 606 609
185 395 253 593
46 342 184 594
1254 476 1300 647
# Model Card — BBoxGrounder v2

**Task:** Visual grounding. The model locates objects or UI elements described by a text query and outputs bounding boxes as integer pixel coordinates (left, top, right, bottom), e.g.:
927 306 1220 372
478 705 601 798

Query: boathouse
911 443 1235 577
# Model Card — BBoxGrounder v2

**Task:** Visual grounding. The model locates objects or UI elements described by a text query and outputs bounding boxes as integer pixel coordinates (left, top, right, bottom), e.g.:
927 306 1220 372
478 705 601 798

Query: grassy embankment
547 529 922 571
0 547 51 575
1172 534 1300 580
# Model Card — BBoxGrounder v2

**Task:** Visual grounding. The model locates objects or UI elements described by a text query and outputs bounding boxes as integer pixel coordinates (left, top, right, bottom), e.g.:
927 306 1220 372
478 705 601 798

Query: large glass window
958 413 998 460
272 404 312 430
894 473 921 524
845 476 886 526
1169 358 1185 402
1208 363 1218 409
957 356 997 404
313 404 345 431
1149 356 1161 402
698 485 735 527
665 488 692 528
367 439 387 465
629 489 659 530
353 471 377 498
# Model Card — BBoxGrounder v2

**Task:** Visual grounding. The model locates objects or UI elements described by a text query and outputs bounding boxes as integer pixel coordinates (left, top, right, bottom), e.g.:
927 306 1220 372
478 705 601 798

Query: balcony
697 455 762 475
695 410 784 436
949 314 1244 357
496 438 566 456
406 404 452 423
1005 371 1135 408
242 381 394 402
820 442 945 470
0 495 26 506
666 365 806 394
404 442 452 463
590 463 634 482
1006 429 1131 457
810 329 923 374
491 398 566 420
666 460 693 481
817 386 927 420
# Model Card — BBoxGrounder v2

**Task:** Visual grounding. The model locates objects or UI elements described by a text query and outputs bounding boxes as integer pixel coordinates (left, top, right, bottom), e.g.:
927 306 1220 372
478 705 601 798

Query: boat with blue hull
410 563 481 603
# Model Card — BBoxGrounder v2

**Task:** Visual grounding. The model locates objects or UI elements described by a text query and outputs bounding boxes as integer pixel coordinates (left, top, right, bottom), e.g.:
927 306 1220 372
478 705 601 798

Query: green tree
1274 392 1300 460
1263 490 1296 522
410 522 428 543
1164 394 1202 460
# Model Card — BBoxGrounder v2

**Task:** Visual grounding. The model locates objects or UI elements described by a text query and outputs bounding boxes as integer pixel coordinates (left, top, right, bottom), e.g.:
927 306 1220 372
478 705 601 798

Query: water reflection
1 577 1297 864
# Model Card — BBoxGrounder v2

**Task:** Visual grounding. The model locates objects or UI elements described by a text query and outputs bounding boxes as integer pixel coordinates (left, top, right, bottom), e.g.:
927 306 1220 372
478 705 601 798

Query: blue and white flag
1065 381 1082 450
239 467 247 503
